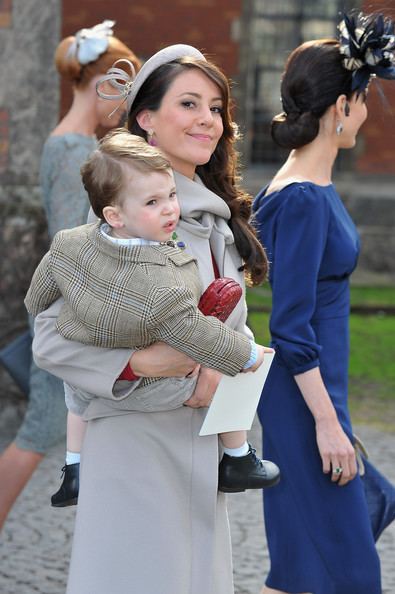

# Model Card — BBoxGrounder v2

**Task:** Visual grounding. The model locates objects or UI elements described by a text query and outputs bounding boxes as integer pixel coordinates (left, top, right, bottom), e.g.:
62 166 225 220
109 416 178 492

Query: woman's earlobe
334 94 346 119
136 109 152 132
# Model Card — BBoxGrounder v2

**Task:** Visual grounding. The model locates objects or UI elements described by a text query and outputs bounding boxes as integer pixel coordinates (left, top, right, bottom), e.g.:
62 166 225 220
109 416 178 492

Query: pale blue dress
16 134 97 452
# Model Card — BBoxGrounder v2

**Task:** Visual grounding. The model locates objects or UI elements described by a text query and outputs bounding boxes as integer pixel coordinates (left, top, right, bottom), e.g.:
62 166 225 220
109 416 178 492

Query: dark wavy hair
127 57 268 285
271 39 354 150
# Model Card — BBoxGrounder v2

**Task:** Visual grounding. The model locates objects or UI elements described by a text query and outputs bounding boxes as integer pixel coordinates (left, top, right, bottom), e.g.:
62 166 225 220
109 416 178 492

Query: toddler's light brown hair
81 128 172 220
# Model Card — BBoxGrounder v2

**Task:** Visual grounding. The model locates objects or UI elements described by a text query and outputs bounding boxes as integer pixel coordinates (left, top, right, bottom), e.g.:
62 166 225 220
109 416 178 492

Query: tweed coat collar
88 222 196 267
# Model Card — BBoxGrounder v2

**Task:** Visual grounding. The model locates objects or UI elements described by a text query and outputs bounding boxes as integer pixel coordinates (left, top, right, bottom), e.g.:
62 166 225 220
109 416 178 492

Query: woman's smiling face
139 68 224 179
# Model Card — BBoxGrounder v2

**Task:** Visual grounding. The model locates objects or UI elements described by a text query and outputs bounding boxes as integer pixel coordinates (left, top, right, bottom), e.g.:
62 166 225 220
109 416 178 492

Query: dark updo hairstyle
127 57 268 285
271 39 353 150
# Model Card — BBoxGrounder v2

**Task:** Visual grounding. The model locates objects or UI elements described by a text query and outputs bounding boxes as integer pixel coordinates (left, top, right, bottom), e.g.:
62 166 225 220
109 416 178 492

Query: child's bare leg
220 430 249 455
66 411 87 460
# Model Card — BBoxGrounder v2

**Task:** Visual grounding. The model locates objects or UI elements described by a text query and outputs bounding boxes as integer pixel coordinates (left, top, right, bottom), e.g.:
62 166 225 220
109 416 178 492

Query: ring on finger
332 466 343 475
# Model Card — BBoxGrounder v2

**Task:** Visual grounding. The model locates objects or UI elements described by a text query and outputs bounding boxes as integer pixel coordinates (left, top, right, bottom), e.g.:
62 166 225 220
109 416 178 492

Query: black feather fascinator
338 12 395 92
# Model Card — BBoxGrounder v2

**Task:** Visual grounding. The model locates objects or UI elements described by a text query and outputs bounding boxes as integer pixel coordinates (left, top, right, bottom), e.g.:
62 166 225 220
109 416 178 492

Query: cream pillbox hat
97 44 206 113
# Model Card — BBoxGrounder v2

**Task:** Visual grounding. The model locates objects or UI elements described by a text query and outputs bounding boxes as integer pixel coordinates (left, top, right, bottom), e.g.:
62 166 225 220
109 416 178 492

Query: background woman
253 12 395 594
0 20 139 530
32 44 268 594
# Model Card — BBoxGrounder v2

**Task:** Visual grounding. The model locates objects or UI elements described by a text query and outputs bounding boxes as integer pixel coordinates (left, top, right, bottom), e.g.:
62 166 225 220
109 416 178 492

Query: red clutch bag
198 277 243 322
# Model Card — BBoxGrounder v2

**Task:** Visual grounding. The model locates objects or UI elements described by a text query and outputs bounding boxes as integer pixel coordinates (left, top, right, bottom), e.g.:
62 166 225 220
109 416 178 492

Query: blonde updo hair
55 35 141 88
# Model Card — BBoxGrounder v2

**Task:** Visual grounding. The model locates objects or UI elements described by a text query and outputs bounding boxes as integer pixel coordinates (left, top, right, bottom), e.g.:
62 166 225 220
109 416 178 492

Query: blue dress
253 182 381 594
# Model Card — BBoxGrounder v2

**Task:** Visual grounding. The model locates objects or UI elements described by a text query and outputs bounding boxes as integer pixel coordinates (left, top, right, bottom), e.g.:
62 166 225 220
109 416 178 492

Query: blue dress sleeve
269 184 330 374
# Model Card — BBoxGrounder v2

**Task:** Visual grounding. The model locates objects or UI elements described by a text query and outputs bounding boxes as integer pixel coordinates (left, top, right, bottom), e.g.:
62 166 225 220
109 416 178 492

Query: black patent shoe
51 463 79 507
218 445 280 493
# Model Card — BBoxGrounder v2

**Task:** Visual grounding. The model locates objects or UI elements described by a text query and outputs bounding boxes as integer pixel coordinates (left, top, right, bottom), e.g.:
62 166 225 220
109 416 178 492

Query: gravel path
1 416 394 594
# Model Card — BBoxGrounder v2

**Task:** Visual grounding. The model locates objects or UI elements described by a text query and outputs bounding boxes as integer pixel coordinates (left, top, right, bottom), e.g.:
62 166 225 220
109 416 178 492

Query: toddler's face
113 167 180 241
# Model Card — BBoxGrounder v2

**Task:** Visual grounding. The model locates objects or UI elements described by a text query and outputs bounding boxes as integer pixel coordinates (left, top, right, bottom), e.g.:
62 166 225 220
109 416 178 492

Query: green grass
349 286 395 307
246 285 395 310
246 287 395 430
246 311 271 346
246 286 272 309
348 314 395 429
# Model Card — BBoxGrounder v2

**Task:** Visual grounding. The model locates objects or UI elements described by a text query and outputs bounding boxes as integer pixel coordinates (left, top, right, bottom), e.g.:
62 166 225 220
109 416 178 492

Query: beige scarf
174 172 245 311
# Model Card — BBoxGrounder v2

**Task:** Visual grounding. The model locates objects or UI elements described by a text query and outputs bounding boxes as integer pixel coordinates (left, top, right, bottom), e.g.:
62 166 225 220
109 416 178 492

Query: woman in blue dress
253 12 395 594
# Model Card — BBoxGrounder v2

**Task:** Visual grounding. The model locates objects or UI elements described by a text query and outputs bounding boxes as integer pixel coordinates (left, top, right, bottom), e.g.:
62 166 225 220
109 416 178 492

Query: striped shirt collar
100 223 161 247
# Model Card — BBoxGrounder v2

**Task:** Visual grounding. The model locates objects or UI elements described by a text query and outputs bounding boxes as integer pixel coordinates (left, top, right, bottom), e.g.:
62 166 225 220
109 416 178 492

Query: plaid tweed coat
25 222 251 377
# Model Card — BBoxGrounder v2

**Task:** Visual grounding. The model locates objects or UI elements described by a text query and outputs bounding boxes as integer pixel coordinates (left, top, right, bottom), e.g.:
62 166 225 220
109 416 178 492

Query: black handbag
0 330 32 395
355 435 395 541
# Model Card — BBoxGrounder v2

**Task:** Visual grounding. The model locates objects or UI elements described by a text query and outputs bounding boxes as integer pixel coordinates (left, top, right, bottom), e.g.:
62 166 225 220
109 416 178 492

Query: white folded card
199 350 275 436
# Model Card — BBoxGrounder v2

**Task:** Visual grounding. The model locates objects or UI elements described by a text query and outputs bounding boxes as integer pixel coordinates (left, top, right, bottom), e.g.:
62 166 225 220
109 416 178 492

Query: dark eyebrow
177 91 223 102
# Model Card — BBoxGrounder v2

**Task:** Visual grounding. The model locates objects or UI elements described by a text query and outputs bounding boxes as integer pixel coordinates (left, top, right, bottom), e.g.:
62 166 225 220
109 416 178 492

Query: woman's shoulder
254 180 333 215
40 134 98 183
42 133 97 157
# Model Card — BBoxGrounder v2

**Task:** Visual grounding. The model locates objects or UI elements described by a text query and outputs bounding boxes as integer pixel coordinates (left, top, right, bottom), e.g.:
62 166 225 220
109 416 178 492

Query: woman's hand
130 342 198 378
315 418 357 486
294 367 357 486
183 367 222 408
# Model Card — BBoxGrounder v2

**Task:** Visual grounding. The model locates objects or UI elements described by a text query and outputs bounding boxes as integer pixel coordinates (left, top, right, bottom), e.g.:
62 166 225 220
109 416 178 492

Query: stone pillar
0 0 61 407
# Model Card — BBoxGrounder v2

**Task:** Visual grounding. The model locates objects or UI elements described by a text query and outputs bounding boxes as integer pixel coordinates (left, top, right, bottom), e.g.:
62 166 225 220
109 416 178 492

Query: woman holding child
32 44 274 594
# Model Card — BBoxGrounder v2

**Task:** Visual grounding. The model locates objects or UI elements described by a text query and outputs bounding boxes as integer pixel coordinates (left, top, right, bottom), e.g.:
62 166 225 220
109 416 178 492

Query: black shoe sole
219 474 281 493
51 497 78 508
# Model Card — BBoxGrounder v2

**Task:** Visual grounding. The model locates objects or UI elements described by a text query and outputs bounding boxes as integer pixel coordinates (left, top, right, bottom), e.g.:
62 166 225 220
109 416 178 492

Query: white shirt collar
100 223 161 247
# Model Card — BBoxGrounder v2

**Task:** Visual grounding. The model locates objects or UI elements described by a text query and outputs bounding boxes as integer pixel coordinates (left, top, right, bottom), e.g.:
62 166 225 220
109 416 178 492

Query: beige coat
33 172 252 594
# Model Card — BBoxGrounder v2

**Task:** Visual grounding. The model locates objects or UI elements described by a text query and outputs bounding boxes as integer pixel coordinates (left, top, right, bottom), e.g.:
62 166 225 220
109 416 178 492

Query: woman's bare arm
130 343 198 378
294 367 357 486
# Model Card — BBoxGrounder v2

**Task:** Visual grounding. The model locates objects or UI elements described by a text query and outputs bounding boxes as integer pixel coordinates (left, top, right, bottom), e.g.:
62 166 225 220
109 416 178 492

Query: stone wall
0 0 61 408
358 0 395 174
60 0 243 118
341 180 395 282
